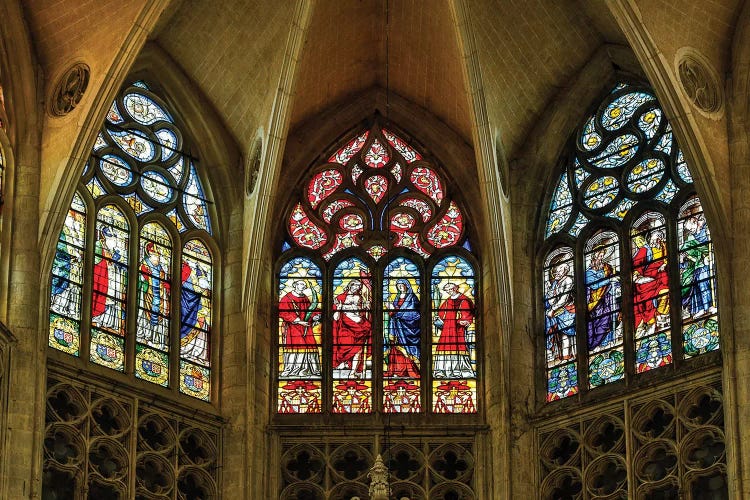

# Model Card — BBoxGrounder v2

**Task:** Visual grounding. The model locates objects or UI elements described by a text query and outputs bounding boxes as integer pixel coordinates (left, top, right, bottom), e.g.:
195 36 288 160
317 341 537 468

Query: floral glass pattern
48 81 216 401
541 82 720 401
278 123 477 414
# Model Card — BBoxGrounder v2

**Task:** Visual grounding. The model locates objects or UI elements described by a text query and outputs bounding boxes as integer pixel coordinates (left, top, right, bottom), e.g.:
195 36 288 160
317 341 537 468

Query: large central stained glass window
276 123 478 415
48 81 215 402
541 82 720 402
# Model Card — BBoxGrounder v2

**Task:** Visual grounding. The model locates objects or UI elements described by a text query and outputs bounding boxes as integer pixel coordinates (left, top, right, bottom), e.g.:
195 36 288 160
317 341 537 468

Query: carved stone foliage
49 63 90 117
538 374 726 499
43 371 220 499
676 48 723 117
279 436 476 499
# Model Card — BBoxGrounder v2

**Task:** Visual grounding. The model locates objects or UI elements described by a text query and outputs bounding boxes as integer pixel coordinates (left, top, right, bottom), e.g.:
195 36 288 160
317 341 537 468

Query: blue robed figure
384 279 421 378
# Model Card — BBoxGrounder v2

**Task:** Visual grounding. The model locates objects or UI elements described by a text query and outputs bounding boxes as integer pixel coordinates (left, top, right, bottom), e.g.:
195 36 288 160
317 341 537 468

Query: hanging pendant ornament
368 454 391 500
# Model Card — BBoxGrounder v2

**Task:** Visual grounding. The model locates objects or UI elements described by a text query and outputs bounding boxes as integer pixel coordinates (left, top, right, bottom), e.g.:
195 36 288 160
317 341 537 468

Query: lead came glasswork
626 158 665 194
278 123 477 414
99 154 133 187
123 92 171 125
631 212 672 372
585 231 623 387
383 257 422 413
678 197 719 357
364 139 389 168
277 257 322 414
91 205 129 337
543 82 721 401
600 91 654 131
49 193 86 356
107 129 156 162
431 256 477 413
332 258 373 413
136 222 172 353
591 134 638 169
584 176 619 210
544 247 578 401
546 172 573 237
307 168 343 208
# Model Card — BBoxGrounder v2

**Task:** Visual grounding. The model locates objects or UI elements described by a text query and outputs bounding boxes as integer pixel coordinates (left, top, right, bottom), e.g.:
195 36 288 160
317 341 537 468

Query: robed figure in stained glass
333 279 371 377
632 229 669 337
586 244 619 350
51 210 84 317
680 211 716 318
279 280 321 378
384 279 421 378
137 242 170 348
545 261 576 361
91 223 126 333
180 259 210 365
433 283 475 378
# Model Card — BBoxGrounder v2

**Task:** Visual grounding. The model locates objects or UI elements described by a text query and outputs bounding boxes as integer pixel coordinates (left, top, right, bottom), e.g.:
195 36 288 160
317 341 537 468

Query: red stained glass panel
399 197 432 221
364 139 389 168
289 203 327 249
307 169 343 209
383 128 422 163
364 175 388 204
329 131 369 164
322 199 355 223
426 201 464 248
410 167 444 205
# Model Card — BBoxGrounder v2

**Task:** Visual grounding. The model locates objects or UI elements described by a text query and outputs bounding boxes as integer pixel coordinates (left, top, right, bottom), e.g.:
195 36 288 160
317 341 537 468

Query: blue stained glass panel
626 158 665 194
580 116 601 151
123 92 172 125
584 175 619 210
100 154 133 187
638 108 661 140
107 129 156 162
184 164 211 233
546 173 573 237
635 333 672 373
654 130 673 155
600 91 654 131
591 134 638 169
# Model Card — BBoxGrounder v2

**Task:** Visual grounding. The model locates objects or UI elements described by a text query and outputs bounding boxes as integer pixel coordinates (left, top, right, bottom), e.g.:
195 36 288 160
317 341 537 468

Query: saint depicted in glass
431 256 477 414
279 279 321 378
543 248 577 401
91 205 129 336
332 257 373 414
541 81 720 401
137 223 172 352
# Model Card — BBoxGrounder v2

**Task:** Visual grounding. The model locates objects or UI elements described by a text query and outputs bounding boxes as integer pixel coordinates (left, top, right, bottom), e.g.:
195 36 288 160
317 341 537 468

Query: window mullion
170 235 181 395
667 206 684 369
575 235 589 398
620 228 636 384
125 216 139 377
79 193 96 365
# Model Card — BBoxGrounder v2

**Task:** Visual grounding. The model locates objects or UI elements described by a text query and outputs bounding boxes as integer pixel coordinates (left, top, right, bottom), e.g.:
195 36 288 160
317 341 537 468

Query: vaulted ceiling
17 0 743 179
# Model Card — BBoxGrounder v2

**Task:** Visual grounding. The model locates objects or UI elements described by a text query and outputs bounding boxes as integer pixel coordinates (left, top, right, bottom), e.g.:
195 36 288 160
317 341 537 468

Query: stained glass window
48 81 216 401
542 82 720 401
277 123 477 415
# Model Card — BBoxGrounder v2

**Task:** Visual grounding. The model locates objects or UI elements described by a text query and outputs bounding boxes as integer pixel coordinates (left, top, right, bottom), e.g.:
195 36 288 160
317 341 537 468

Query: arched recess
527 72 727 499
41 47 242 497
267 95 488 498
